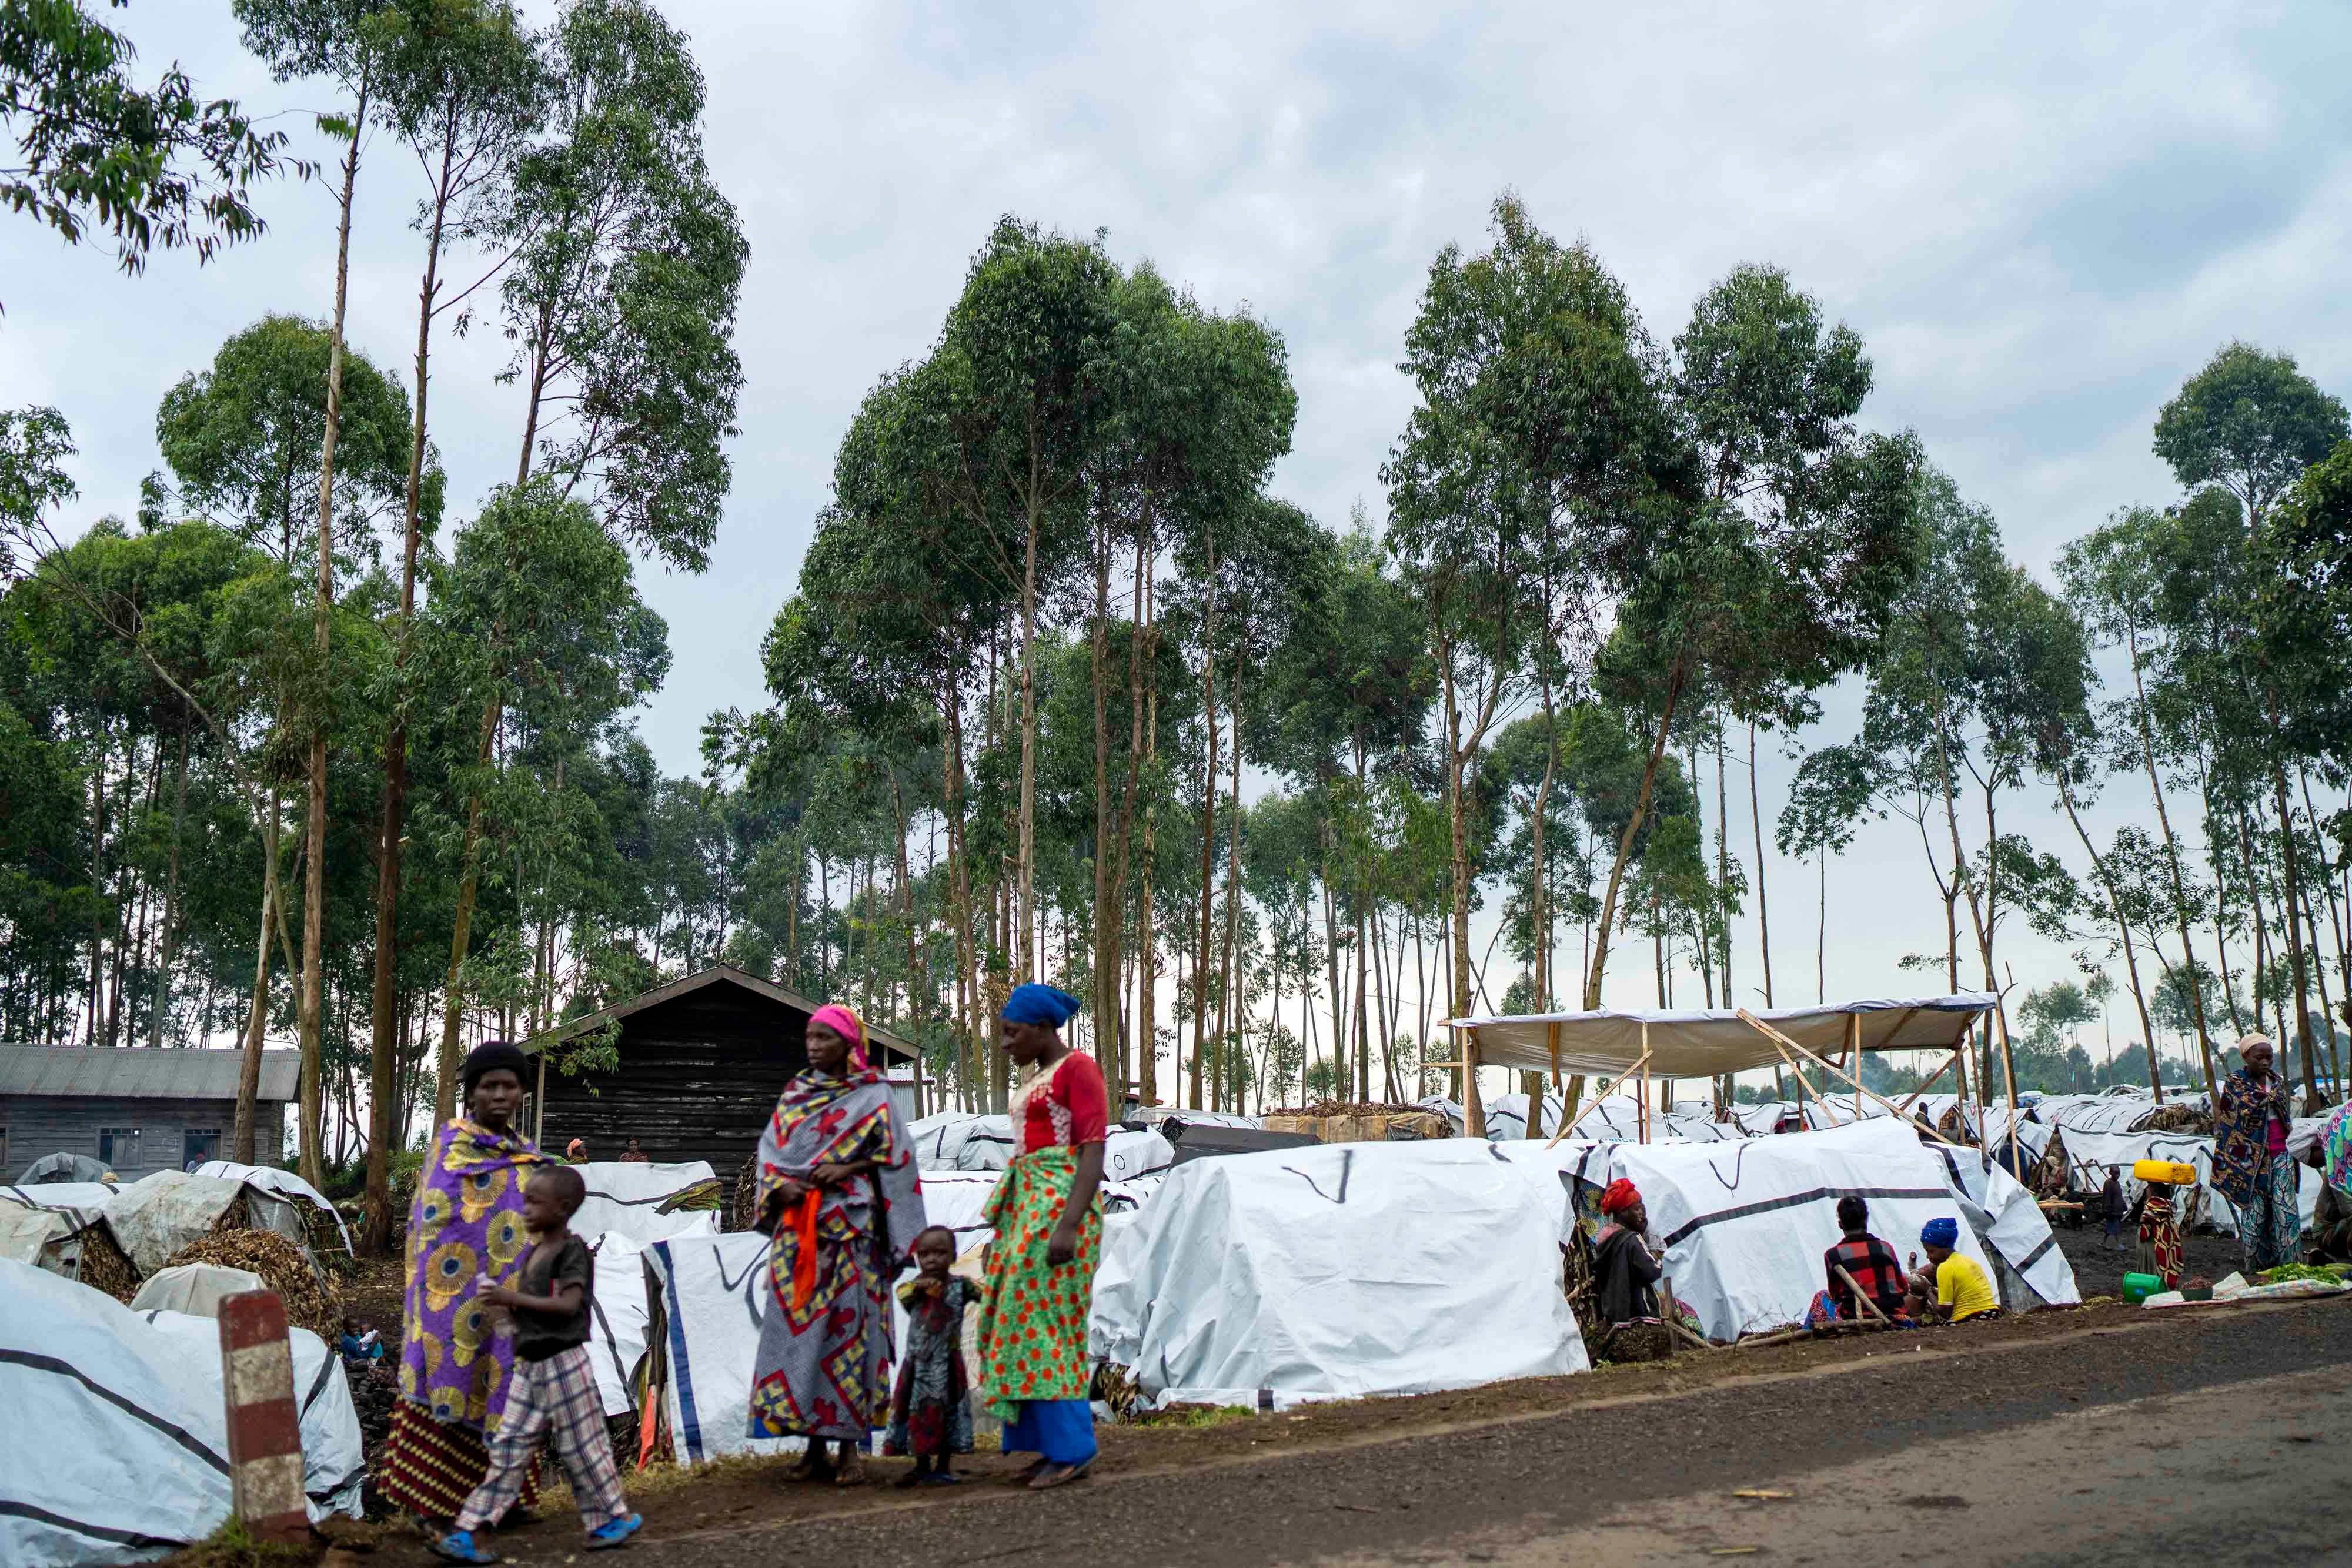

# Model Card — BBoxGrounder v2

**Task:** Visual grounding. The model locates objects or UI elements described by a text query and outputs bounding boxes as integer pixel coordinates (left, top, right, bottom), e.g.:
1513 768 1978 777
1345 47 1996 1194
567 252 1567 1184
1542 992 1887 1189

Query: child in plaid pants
433 1167 641 1563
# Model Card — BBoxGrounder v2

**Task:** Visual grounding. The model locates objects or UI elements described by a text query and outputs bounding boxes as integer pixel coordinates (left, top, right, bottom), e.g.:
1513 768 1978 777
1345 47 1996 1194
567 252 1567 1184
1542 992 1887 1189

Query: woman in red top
974 983 1107 1491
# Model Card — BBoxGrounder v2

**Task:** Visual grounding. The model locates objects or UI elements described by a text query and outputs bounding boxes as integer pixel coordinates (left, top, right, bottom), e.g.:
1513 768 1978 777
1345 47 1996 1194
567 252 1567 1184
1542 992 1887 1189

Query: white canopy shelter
1445 994 1999 1081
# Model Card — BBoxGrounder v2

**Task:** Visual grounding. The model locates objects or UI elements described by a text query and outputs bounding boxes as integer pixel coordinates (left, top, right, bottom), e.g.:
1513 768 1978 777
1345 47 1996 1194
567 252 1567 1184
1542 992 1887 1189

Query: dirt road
371 1294 2350 1568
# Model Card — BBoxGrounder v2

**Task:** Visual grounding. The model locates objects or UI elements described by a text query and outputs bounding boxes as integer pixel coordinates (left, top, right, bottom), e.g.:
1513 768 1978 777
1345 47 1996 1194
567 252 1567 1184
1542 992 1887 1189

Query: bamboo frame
1989 1002 2026 1181
1895 1046 1962 1117
1848 1012 1862 1120
1546 1047 1654 1148
1639 1021 1652 1144
1735 1009 1962 1148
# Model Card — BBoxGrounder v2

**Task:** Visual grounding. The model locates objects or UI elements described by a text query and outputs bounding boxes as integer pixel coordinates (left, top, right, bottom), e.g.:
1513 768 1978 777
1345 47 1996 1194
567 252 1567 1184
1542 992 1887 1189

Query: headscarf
1003 982 1083 1028
1599 1178 1641 1215
807 1002 870 1072
398 1116 550 1433
1920 1217 1960 1249
565 1138 588 1161
459 1039 529 1098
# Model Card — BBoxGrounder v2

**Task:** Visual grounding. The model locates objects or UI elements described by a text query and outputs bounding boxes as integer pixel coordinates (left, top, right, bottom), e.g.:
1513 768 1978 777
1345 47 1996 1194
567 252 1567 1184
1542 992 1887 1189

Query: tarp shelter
906 1112 1014 1171
102 1169 318 1273
1498 1118 2079 1342
1446 994 2000 1083
189 1160 351 1252
582 1232 651 1419
129 1262 264 1316
0 1259 363 1566
570 1159 723 1245
17 1152 118 1185
0 1183 115 1278
1091 1139 1589 1410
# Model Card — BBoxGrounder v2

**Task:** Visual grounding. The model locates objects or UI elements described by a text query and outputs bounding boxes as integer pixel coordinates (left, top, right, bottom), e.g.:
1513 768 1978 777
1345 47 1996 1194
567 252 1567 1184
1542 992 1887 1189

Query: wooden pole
1737 1009 1963 1148
1638 1022 1651 1144
1547 1048 1655 1148
1990 1002 2025 1181
1848 1012 1862 1121
1835 1262 1892 1326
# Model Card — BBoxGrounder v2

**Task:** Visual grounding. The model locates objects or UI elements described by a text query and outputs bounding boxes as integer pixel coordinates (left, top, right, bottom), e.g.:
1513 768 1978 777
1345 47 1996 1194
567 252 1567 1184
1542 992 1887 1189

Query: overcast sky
7 1 2351 1051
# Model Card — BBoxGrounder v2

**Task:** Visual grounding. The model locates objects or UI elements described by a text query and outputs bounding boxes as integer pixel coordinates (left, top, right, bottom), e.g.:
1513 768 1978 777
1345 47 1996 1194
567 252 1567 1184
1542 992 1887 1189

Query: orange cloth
787 1188 821 1309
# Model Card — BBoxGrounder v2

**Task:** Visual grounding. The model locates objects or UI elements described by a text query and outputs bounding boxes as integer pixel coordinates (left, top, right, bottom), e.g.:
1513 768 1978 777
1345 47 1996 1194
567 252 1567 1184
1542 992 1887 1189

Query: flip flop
1028 1459 1093 1491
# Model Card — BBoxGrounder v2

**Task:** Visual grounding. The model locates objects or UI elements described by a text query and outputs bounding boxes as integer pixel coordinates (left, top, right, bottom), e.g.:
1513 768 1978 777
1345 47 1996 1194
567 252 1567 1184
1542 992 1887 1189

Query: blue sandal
586 1513 643 1551
428 1530 499 1565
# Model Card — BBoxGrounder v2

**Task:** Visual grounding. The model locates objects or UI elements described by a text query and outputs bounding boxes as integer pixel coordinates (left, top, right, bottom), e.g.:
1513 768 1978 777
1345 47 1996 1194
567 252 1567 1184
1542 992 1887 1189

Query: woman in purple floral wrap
380 1041 553 1527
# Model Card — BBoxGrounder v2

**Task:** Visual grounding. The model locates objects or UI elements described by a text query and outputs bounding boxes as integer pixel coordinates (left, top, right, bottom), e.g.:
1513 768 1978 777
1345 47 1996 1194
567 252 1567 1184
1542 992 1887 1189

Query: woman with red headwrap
1591 1179 1664 1326
750 1004 926 1485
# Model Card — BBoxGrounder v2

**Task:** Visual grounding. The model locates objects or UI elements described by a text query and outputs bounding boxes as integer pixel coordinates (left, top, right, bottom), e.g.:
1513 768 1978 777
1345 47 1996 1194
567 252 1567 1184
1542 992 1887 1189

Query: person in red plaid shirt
1822 1196 1912 1323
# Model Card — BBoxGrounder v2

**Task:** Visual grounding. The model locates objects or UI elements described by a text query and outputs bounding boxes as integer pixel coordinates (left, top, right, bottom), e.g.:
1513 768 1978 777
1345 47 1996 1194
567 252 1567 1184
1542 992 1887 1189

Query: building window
98 1127 142 1170
183 1129 221 1169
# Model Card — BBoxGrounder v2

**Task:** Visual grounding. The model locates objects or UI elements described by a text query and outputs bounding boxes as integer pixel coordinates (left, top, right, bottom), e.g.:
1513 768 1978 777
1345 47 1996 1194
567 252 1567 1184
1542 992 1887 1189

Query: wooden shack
0 1044 296 1179
522 965 918 1171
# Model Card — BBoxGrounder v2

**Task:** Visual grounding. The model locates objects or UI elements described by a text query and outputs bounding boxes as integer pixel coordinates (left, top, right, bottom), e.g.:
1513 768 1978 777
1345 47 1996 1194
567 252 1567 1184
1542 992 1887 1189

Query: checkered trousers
457 1343 629 1532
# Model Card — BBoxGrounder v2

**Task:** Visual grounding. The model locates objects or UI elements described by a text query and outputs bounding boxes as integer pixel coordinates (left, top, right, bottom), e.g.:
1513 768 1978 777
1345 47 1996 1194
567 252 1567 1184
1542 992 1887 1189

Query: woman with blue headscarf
975 983 1107 1491
1906 1217 2000 1324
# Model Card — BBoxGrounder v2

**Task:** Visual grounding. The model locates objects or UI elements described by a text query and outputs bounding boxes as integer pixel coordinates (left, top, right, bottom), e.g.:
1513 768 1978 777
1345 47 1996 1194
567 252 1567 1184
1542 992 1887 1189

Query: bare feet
834 1452 868 1487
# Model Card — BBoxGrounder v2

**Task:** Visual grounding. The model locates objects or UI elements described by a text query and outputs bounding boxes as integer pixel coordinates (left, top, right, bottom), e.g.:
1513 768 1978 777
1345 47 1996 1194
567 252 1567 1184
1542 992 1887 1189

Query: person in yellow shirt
1905 1218 2001 1323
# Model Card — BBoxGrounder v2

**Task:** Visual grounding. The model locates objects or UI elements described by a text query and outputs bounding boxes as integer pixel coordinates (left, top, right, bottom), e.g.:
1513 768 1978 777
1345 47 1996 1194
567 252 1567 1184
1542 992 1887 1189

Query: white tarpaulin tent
1499 1119 2077 1341
0 1260 363 1567
644 1232 781 1465
906 1112 1014 1171
129 1263 264 1316
1091 1139 1589 1409
0 1185 115 1279
138 1308 366 1523
1446 994 1999 1080
102 1172 252 1273
2059 1128 2320 1236
582 1232 651 1419
190 1161 351 1251
571 1161 723 1245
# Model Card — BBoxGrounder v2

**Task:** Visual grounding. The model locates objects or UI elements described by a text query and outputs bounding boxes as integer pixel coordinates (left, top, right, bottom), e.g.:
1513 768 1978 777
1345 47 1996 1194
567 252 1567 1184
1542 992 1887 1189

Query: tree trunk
233 795 286 1164
1749 720 1773 1008
436 695 501 1125
2129 637 2216 1095
366 120 452 1253
1191 532 1218 1111
2059 777 2164 1101
2267 734 2320 1107
1583 662 1687 1010
148 728 191 1049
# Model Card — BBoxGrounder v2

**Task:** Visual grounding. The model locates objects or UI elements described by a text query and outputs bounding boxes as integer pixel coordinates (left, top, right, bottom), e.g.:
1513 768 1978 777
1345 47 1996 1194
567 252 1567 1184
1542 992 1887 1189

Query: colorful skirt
2137 1219 2183 1288
748 1203 892 1442
975 1148 1101 1421
2239 1155 2302 1273
377 1400 539 1522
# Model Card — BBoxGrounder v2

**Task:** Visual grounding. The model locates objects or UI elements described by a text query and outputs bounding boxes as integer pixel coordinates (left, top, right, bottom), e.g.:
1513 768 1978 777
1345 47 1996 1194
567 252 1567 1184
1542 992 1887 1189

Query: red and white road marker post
217 1290 309 1546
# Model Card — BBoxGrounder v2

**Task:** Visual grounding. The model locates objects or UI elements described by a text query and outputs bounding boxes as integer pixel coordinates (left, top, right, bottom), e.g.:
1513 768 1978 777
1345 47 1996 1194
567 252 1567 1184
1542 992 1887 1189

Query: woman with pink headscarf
749 1004 926 1485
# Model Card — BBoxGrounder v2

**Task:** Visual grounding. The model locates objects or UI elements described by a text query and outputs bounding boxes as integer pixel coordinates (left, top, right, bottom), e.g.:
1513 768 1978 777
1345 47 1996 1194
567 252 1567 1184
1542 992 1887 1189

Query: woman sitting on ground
1592 1179 1663 1325
1820 1196 1911 1324
1905 1218 2000 1325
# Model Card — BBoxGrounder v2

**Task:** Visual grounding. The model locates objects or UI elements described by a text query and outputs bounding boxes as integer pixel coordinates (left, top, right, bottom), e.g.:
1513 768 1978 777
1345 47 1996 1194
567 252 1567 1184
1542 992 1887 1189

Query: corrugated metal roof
0 1045 300 1102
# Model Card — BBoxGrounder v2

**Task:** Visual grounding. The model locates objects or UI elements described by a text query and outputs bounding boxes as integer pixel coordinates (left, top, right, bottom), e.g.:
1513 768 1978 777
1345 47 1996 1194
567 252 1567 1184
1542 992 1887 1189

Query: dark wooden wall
534 989 812 1172
0 1095 288 1178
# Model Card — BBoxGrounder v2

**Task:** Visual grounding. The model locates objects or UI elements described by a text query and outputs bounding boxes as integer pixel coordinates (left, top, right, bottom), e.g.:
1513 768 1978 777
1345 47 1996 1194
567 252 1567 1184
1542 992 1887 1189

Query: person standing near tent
975 982 1107 1492
2097 1170 2128 1252
750 1004 926 1486
620 1138 650 1164
382 1041 554 1529
1592 1179 1663 1324
2213 1035 2300 1273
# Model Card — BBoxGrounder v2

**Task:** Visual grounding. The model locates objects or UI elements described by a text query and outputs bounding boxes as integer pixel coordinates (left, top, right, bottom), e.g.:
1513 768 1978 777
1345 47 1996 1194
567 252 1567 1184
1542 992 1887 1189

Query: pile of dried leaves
163 1229 340 1339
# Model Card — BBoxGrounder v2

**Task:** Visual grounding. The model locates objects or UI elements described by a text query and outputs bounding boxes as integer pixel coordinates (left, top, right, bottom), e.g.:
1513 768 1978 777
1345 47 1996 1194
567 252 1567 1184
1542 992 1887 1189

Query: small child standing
432 1167 641 1563
884 1225 976 1486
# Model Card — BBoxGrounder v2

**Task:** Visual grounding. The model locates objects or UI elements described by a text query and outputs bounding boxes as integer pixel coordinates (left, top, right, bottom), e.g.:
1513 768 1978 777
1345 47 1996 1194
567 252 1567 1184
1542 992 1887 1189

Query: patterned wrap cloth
747 1011 925 1442
2320 1102 2352 1199
2213 1065 2300 1272
381 1118 552 1519
974 1050 1107 1423
884 1274 977 1457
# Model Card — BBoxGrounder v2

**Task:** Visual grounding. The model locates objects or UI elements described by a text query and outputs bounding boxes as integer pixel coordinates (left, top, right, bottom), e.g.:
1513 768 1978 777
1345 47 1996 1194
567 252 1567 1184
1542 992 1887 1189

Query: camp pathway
387 1296 2352 1568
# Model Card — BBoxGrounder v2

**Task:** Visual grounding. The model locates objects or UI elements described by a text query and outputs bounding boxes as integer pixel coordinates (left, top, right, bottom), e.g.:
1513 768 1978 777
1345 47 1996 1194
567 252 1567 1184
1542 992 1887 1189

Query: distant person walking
2097 1170 2128 1252
975 984 1107 1492
382 1042 553 1529
2213 1035 2299 1273
749 1004 924 1486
